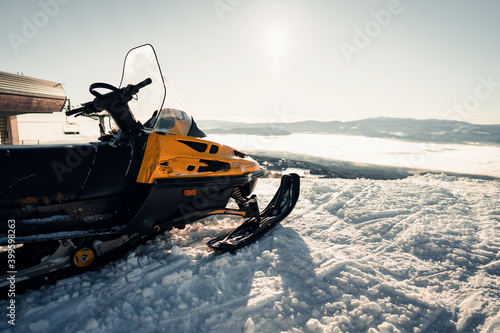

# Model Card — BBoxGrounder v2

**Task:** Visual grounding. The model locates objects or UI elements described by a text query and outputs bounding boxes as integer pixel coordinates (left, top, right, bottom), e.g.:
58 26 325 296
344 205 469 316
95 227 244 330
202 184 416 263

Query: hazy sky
1 0 499 124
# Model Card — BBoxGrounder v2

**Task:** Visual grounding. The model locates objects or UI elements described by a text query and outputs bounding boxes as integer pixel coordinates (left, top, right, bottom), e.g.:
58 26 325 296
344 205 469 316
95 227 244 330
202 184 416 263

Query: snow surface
2 175 499 332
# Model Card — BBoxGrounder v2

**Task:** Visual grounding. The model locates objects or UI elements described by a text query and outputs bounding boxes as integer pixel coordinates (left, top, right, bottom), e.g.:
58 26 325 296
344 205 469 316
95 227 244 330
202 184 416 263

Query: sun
266 26 288 56
264 26 288 81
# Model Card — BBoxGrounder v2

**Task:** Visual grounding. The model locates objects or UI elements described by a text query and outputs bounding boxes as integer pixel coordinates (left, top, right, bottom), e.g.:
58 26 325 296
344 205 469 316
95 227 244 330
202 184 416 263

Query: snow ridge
1 174 499 332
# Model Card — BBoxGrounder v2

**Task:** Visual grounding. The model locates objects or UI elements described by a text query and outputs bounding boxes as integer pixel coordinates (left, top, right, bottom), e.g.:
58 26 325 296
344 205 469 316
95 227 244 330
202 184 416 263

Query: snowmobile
0 44 299 288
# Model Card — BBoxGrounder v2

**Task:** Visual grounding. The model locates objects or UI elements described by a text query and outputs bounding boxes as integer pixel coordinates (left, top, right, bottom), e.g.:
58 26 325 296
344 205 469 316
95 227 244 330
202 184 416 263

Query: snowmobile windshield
119 44 166 125
120 44 197 136
153 77 194 136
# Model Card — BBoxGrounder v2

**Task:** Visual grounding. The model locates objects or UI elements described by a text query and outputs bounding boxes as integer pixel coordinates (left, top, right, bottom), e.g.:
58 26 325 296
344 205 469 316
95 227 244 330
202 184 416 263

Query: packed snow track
1 174 499 333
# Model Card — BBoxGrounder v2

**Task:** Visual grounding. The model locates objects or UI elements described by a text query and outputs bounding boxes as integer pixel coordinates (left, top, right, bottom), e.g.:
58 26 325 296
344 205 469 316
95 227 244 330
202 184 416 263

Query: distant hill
199 117 500 145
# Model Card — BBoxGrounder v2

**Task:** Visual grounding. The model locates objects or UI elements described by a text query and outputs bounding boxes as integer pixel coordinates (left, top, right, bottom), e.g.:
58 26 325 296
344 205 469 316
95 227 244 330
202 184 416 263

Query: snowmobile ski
207 173 300 252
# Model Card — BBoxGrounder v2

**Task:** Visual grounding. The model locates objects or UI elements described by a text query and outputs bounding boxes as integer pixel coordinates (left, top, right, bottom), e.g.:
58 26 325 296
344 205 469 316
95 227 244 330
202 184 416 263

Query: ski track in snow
1 174 500 333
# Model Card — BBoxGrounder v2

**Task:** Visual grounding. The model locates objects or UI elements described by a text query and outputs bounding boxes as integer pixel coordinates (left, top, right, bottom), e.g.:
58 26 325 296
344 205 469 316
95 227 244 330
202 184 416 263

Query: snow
23 215 71 224
8 116 500 331
208 133 500 178
1 174 499 332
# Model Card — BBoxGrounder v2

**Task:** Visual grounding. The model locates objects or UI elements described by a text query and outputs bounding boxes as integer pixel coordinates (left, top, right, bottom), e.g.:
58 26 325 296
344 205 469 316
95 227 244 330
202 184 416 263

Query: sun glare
265 26 288 81
266 27 287 56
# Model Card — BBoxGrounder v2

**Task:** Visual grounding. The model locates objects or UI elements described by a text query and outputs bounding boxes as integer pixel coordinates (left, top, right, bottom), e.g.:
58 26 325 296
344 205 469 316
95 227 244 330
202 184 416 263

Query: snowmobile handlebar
65 103 92 117
65 78 152 117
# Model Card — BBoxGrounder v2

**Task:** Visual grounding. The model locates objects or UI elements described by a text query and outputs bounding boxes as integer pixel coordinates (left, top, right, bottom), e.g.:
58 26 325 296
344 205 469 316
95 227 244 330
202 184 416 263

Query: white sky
1 0 499 124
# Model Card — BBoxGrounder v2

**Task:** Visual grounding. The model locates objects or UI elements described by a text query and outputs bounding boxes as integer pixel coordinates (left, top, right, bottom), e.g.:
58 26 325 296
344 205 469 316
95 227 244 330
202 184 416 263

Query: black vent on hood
197 159 231 172
179 140 208 153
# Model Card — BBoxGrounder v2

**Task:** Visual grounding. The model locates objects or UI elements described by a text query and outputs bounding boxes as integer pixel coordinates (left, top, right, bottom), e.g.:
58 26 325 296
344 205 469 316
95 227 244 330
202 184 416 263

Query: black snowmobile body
0 44 299 288
1 142 147 238
0 141 264 240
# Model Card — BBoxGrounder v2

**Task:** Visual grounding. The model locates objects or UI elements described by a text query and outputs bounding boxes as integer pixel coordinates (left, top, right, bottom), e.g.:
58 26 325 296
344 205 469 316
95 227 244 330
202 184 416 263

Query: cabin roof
0 71 66 116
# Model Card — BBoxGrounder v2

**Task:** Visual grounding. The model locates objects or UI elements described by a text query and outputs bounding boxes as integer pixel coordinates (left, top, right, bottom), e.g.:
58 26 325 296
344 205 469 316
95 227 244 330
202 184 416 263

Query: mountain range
198 117 500 146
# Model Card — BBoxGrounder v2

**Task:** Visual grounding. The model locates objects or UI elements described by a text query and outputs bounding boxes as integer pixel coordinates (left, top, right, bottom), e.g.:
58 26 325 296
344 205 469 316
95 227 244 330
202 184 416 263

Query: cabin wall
0 116 19 145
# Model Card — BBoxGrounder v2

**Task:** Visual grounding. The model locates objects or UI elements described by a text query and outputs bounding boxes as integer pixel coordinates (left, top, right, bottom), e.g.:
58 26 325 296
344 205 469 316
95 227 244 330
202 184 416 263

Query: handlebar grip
66 106 86 116
66 102 97 116
135 78 152 89
127 78 152 95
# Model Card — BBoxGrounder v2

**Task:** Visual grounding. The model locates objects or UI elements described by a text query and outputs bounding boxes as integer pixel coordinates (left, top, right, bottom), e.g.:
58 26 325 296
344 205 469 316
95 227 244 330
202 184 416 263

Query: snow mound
1 174 499 332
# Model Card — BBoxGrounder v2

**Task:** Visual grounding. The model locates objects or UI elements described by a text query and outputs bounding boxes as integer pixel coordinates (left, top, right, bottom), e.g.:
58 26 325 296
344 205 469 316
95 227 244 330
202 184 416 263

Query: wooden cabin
0 71 66 145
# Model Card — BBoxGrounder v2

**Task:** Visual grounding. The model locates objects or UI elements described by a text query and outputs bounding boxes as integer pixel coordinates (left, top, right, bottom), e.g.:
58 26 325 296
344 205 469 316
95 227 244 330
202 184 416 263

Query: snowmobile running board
207 173 300 252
